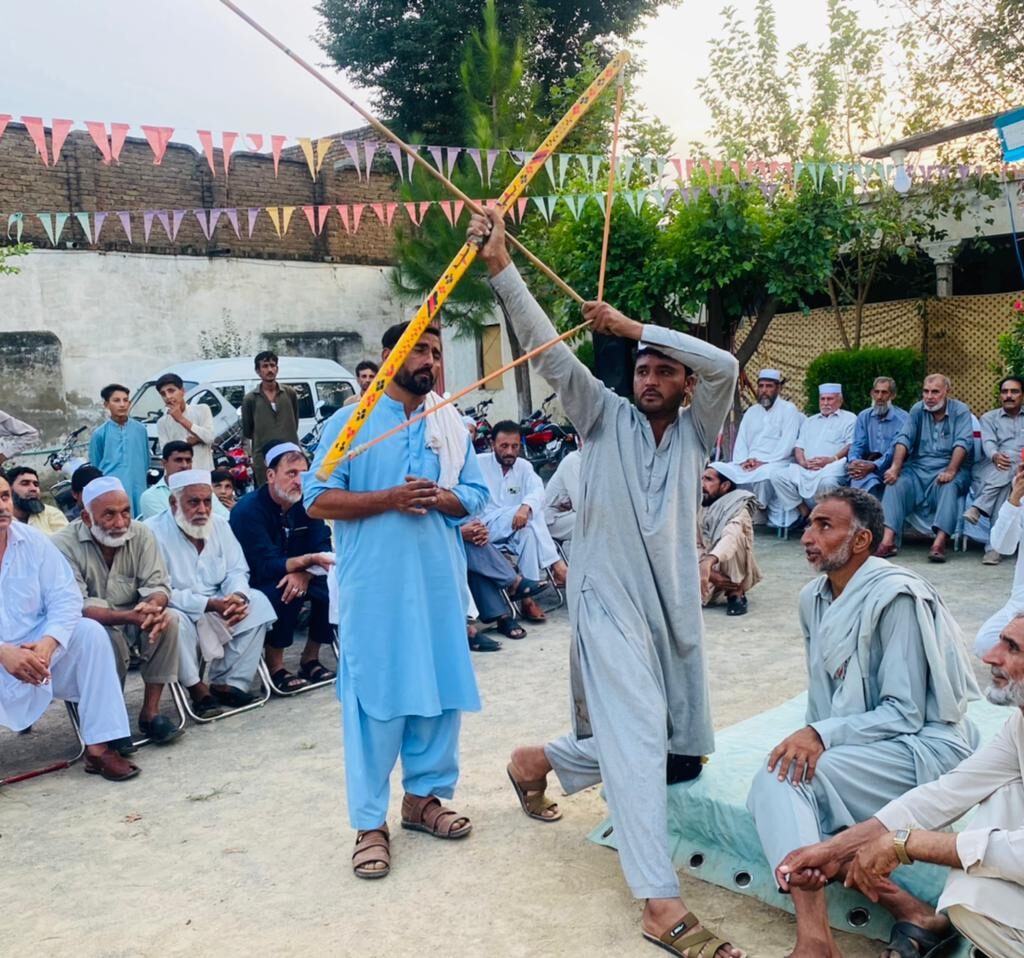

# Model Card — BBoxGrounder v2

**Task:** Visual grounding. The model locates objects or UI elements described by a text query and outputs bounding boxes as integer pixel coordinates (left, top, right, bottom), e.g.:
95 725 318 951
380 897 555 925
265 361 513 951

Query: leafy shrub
804 347 925 415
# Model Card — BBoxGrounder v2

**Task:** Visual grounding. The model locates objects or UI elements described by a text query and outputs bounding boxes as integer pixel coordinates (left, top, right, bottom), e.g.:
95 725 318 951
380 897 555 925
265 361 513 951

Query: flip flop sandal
352 826 390 880
495 617 527 639
297 660 337 683
469 632 503 652
886 921 960 958
509 578 549 600
270 668 308 692
400 794 472 839
643 911 746 957
506 764 562 822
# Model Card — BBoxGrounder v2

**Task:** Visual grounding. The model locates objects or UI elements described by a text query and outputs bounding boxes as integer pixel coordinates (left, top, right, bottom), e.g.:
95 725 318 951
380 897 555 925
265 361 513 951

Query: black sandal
509 577 549 600
885 920 959 958
495 616 527 639
297 661 337 683
271 668 308 692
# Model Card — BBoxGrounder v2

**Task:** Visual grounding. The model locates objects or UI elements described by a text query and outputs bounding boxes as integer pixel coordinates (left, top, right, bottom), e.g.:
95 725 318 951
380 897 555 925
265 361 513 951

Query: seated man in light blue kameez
304 320 489 881
747 487 979 958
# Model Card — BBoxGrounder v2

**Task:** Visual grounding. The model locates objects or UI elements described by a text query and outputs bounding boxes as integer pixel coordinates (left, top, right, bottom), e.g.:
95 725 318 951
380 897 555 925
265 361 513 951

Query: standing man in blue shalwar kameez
304 321 489 881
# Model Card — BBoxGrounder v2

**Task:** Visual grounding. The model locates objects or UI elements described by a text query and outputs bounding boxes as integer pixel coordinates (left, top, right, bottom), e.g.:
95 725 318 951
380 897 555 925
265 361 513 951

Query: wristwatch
892 828 913 866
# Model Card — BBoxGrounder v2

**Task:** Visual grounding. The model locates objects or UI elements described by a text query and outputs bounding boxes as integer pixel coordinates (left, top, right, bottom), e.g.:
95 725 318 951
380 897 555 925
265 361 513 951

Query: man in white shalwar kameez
544 448 581 555
714 369 804 527
771 383 856 527
469 212 745 958
147 469 276 718
747 487 979 958
0 472 139 781
976 465 1024 655
477 423 567 589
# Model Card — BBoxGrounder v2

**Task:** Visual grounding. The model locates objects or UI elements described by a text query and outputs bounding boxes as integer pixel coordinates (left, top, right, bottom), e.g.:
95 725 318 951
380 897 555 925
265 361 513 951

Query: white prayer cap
757 369 782 382
168 469 212 492
264 442 305 468
818 383 843 395
82 476 126 509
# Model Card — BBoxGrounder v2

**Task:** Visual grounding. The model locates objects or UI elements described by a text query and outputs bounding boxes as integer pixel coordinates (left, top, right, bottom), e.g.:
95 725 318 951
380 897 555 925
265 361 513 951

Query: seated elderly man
698 466 762 617
965 376 1024 563
876 374 974 562
746 487 979 958
0 471 139 781
52 476 182 746
140 441 229 520
231 442 336 693
770 384 856 529
847 376 908 498
6 465 68 534
147 469 276 716
714 369 804 527
477 421 567 600
778 613 1024 958
461 519 547 641
543 448 581 557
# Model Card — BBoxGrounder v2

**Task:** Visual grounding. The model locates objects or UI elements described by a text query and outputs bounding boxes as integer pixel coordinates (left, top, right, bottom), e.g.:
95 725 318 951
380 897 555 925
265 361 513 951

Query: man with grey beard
52 476 182 746
746 487 979 958
231 443 335 693
778 613 1024 958
147 470 276 716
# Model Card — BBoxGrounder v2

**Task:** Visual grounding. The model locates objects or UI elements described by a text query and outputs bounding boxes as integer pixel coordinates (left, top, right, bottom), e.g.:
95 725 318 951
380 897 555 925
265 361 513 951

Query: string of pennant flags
3 113 1021 193
3 187 700 246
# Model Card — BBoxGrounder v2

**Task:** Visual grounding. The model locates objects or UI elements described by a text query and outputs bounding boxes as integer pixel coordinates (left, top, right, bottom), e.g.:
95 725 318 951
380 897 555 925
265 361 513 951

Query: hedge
803 347 926 415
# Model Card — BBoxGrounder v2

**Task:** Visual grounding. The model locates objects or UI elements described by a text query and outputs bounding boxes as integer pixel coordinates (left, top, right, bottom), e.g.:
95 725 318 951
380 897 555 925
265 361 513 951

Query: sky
2 0 891 156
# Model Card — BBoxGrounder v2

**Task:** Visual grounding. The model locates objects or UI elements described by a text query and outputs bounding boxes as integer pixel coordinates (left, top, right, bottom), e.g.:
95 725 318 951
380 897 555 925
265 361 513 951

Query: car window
192 389 222 417
316 380 356 415
216 384 246 410
283 381 315 419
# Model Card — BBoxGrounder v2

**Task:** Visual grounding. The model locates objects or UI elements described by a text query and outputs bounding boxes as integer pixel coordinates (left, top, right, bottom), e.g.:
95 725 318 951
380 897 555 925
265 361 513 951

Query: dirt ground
0 532 1008 958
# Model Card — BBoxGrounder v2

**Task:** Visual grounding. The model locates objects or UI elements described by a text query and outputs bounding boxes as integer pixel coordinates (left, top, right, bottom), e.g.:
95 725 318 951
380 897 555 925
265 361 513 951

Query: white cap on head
264 442 304 469
757 369 782 382
82 476 126 509
818 383 843 395
168 469 212 492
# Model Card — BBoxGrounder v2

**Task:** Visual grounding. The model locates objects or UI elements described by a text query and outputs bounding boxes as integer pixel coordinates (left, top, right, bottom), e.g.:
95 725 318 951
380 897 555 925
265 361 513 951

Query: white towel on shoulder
424 391 469 489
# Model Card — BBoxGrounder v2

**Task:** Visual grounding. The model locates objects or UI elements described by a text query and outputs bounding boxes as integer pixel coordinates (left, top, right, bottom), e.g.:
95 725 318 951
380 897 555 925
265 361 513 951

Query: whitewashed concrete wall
0 249 548 430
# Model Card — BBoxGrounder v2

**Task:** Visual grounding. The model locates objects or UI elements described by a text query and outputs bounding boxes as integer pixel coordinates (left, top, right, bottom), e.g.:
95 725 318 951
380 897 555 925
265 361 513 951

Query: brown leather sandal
352 826 390 879
83 748 140 782
643 911 745 957
400 794 472 839
507 763 562 822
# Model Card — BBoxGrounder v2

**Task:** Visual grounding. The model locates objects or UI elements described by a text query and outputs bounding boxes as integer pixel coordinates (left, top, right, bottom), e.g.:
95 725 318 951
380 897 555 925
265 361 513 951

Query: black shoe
726 595 748 617
109 736 138 757
469 632 503 652
667 753 705 785
192 694 227 718
210 685 257 708
138 713 184 745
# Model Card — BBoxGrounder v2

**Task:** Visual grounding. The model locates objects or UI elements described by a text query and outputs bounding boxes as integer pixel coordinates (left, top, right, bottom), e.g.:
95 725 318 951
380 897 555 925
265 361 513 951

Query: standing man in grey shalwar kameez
747 487 979 958
468 211 744 958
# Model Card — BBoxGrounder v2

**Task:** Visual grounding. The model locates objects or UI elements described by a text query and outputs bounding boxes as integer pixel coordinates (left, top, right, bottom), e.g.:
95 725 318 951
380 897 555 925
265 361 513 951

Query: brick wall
0 122 399 264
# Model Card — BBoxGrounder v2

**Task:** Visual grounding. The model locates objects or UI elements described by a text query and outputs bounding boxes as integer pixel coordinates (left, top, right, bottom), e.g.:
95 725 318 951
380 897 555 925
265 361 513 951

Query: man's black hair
816 486 885 550
5 465 38 483
254 350 278 370
491 420 522 439
155 373 184 391
101 383 130 402
381 321 441 351
71 464 103 494
634 346 693 376
999 375 1024 393
356 360 380 376
161 440 192 461
211 469 234 486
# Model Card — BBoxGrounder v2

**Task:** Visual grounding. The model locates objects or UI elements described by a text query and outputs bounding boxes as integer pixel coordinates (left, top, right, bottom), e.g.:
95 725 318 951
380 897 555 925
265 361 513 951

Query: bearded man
847 376 908 498
698 466 762 616
147 470 276 717
746 487 979 958
52 476 182 745
6 465 68 534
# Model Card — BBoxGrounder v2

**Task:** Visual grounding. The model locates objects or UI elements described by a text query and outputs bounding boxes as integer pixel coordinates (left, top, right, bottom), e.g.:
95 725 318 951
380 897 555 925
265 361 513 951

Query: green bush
803 347 926 415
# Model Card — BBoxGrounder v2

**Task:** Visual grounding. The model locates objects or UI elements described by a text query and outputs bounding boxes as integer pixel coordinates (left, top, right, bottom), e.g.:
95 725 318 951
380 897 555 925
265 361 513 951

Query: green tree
315 0 674 141
0 242 31 276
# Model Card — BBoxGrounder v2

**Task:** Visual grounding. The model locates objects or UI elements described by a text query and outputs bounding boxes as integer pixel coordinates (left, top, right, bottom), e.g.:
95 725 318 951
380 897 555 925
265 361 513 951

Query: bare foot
550 560 568 588
788 941 842 958
643 899 744 957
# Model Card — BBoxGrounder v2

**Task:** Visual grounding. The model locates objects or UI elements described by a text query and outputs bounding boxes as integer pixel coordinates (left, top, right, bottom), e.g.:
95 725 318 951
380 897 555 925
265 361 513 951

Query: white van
130 356 359 456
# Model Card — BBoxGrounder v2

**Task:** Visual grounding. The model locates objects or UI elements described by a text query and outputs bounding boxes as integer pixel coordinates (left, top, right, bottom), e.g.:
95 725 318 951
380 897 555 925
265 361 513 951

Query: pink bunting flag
513 197 528 222
484 149 500 185
195 208 224 240
197 130 216 175
466 148 483 181
437 201 454 226
0 114 9 143
221 132 238 177
342 139 361 179
143 210 157 242
246 208 260 238
116 211 132 243
141 125 174 165
154 211 171 241
428 146 444 175
271 135 287 176
362 140 379 179
452 200 465 223
246 133 264 152
21 116 49 165
86 121 112 163
371 203 397 226
336 205 351 234
110 123 130 162
350 203 365 233
222 208 240 237
74 211 93 244
302 205 330 235
387 143 406 181
443 147 460 179
49 119 74 165
670 158 685 183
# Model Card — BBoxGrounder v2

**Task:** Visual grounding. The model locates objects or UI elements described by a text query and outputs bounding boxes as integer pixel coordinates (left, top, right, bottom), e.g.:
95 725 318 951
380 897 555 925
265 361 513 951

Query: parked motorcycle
463 397 495 453
520 393 577 480
45 426 88 515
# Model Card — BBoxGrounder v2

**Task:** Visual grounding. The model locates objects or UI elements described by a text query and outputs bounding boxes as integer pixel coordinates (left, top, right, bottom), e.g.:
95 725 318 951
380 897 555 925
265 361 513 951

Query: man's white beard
272 481 302 506
984 669 1024 708
89 524 129 549
923 400 946 413
874 401 892 415
175 510 211 540
758 395 776 409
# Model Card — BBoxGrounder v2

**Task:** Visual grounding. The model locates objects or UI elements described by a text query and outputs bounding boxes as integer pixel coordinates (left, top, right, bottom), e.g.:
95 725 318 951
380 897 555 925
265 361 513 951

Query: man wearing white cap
52 475 182 745
714 369 804 528
147 469 276 716
0 470 140 781
770 384 856 528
